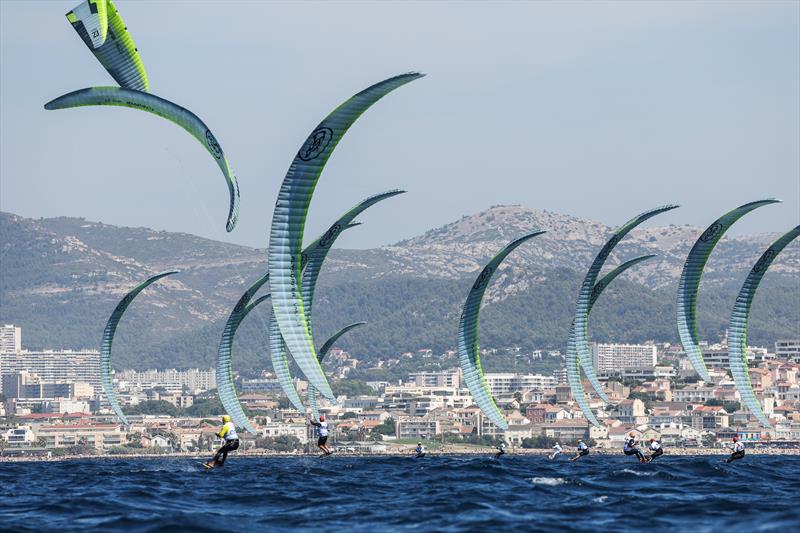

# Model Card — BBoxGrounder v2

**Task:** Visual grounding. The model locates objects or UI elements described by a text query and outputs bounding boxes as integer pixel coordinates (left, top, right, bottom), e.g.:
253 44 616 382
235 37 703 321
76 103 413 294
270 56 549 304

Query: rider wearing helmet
205 414 240 468
623 431 645 462
308 414 332 456
570 440 590 462
646 438 663 461
725 436 745 463
415 442 427 458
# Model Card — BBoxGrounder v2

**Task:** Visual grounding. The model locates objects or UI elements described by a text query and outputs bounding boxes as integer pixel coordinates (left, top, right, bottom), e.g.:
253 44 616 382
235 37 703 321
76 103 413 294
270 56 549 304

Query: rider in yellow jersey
205 415 240 468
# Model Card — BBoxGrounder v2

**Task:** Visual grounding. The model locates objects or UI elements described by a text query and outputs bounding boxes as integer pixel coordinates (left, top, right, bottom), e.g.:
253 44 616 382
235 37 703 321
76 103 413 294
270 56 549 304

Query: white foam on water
529 476 567 486
619 468 656 476
593 495 609 503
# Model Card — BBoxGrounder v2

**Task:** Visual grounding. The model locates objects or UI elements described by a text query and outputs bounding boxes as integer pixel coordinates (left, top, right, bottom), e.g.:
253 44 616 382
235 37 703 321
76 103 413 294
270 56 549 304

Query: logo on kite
318 224 342 248
699 223 723 243
752 248 777 274
298 127 333 161
205 129 222 159
472 266 495 291
591 281 607 302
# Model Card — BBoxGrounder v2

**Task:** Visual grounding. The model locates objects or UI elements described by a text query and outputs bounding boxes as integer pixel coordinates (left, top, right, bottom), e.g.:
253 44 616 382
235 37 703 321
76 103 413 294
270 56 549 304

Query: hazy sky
1 1 798 249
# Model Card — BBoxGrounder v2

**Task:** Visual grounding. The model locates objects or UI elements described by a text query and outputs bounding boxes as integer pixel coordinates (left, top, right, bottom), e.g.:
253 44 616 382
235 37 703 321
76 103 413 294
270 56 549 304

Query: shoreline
3 446 798 463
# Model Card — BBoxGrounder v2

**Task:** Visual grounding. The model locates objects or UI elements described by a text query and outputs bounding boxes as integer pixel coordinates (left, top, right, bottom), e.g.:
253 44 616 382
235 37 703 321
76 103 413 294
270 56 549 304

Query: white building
483 373 557 394
776 340 800 362
591 342 657 373
0 324 22 353
261 422 308 444
0 350 101 392
116 368 216 393
408 368 461 388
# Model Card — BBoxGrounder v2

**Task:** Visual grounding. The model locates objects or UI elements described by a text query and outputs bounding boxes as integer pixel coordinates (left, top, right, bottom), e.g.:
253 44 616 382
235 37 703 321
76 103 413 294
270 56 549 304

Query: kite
308 322 366 422
67 0 148 91
45 87 240 232
268 73 424 400
457 231 545 430
101 271 178 425
677 199 779 380
728 226 800 428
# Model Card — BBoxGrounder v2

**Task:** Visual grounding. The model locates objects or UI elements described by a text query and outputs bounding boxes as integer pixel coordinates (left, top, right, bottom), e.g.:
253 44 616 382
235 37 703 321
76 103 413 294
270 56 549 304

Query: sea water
1 455 798 531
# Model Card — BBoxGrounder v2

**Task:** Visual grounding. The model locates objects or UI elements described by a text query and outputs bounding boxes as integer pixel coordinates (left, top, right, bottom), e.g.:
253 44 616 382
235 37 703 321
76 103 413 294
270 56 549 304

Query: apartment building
591 342 657 372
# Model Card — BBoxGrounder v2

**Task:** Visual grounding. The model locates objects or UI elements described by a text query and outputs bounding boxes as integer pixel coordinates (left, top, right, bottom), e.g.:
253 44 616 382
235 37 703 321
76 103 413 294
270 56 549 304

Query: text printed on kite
44 87 240 232
268 73 424 401
457 231 546 430
66 0 148 91
676 199 780 381
727 226 800 428
101 271 178 425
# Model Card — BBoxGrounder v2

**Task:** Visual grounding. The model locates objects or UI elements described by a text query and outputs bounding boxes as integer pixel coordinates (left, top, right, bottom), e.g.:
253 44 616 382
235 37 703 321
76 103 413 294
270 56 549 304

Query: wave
529 476 568 486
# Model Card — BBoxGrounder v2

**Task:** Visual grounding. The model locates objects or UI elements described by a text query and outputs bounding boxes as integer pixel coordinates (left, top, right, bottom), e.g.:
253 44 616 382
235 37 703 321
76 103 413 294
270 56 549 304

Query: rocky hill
1 207 797 374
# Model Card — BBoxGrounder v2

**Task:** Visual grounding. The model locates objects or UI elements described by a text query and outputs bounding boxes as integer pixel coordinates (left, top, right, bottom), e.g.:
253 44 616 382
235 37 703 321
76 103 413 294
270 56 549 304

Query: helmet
418 442 422 445
733 436 739 442
650 438 655 442
222 415 231 423
629 432 636 437
319 415 326 421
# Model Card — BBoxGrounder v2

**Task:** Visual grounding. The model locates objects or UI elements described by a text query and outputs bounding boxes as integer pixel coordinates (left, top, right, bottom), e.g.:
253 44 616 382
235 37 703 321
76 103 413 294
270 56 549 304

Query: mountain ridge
1 207 797 373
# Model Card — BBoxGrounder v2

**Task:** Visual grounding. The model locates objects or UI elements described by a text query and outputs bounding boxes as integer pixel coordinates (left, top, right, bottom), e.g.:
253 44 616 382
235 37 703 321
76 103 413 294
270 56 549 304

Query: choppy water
1 455 798 531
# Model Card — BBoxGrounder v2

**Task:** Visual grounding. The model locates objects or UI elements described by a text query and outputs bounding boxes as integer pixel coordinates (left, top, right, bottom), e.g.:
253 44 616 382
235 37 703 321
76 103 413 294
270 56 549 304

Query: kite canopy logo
472 266 495 290
205 129 222 159
752 248 777 273
318 224 342 248
699 223 723 242
298 127 333 161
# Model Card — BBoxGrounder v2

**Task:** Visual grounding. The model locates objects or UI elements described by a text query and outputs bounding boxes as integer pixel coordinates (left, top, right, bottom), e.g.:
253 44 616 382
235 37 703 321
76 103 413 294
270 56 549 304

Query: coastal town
2 324 799 458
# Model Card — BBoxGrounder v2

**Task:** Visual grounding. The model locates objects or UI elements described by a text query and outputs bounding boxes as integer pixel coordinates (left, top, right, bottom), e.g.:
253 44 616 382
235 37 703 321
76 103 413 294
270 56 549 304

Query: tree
522 435 557 449
341 412 359 419
332 380 376 397
701 433 717 447
183 397 226 417
372 417 396 436
255 435 301 452
704 399 723 407
127 400 180 417
35 436 48 449
628 392 655 411
722 401 741 414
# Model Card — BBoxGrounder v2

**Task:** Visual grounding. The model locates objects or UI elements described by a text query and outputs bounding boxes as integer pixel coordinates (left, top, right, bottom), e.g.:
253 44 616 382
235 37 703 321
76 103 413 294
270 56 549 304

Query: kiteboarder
725 436 745 463
549 442 563 460
308 415 332 456
623 432 646 462
204 415 239 469
495 441 507 458
570 440 590 462
415 442 427 458
646 438 663 462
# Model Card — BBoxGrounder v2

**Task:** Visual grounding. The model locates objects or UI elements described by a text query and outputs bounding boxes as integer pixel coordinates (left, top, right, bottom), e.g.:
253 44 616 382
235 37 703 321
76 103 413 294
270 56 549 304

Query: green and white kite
267 73 423 401
216 273 271 435
728 225 799 428
568 205 678 418
308 322 367 422
101 271 178 425
566 255 656 427
66 0 148 91
677 199 779 381
457 231 545 430
45 87 241 232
